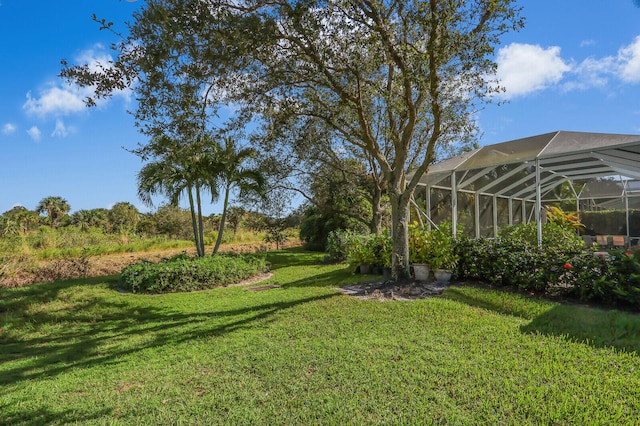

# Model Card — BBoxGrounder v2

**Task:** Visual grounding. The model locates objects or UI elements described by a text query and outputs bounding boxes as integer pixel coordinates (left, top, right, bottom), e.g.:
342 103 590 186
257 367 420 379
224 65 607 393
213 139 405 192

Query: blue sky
1 1 640 216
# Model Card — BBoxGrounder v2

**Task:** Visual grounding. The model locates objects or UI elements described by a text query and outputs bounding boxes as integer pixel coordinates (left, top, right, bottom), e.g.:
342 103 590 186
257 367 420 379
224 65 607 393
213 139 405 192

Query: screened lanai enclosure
414 131 640 247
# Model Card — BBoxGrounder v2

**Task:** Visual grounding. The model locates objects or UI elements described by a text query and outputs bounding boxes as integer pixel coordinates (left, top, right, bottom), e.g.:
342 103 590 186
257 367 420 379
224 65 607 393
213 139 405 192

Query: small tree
264 217 288 250
108 202 140 234
226 206 246 235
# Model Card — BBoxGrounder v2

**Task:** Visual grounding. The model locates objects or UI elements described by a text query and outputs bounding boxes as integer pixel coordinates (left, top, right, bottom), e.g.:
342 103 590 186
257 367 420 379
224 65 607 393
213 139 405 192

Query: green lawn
1 248 639 424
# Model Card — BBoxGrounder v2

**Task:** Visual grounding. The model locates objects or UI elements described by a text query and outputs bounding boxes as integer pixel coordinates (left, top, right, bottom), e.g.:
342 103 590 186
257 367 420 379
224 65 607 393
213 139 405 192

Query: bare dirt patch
247 283 280 292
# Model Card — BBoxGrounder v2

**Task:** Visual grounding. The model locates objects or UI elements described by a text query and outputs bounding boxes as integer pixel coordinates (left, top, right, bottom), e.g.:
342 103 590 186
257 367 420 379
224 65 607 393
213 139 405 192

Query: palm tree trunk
196 186 205 257
212 184 230 255
187 186 203 257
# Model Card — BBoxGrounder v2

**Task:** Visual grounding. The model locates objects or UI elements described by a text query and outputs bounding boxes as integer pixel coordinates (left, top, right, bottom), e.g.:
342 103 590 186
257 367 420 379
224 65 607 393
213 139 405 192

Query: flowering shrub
563 250 640 306
456 223 640 308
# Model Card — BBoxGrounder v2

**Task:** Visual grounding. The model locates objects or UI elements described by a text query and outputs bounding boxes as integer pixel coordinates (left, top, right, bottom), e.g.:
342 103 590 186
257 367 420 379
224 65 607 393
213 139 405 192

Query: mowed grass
1 248 639 424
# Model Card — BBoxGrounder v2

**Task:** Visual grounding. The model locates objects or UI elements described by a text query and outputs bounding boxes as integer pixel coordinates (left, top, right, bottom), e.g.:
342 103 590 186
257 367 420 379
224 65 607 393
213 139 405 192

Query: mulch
339 279 451 301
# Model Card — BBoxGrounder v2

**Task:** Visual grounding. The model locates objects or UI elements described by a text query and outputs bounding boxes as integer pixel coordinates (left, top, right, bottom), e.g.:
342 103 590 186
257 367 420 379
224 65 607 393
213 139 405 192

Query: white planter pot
412 263 430 281
434 269 452 283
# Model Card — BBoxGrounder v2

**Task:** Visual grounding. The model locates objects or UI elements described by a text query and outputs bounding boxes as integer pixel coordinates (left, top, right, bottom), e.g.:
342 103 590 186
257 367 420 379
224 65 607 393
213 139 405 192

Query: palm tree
211 137 265 255
15 210 40 234
0 216 19 237
2 206 39 235
137 136 218 257
71 209 107 232
36 196 70 228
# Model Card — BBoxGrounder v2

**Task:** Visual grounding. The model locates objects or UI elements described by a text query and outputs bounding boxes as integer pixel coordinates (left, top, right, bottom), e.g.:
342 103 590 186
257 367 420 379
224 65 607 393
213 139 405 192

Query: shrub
428 222 462 271
408 223 430 264
347 234 377 266
343 231 393 269
457 222 640 309
119 253 269 294
499 221 585 253
368 230 392 268
563 250 640 306
326 229 360 262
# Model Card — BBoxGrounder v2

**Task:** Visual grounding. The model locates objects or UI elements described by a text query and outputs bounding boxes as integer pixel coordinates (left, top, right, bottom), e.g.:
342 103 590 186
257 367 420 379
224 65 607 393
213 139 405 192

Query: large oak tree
62 0 522 278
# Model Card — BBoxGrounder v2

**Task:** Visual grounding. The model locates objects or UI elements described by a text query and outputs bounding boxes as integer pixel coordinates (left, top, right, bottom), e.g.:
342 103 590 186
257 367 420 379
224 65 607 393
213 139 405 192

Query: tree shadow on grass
279 268 360 289
266 247 325 270
0 277 339 389
520 304 640 355
443 285 640 355
0 404 113 426
0 248 361 423
442 286 542 320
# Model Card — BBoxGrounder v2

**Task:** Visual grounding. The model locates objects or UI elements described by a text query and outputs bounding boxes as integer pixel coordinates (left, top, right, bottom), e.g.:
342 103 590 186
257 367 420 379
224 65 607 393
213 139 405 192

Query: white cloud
51 119 70 137
563 56 615 91
2 123 16 134
580 39 596 48
495 43 572 99
562 35 640 91
23 45 132 118
27 126 41 141
24 86 88 117
618 35 640 83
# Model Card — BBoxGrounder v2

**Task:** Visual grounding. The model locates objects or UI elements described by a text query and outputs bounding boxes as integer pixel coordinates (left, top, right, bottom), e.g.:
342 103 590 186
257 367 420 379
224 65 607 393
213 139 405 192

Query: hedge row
456 223 640 308
119 253 268 294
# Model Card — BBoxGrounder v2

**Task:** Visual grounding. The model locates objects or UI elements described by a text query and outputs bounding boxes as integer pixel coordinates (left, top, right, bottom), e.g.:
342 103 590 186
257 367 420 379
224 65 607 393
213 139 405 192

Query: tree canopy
62 0 523 277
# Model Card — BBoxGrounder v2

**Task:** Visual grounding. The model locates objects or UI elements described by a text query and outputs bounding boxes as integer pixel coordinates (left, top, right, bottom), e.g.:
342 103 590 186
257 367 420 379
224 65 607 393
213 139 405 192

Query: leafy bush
563 251 640 306
580 209 640 236
119 253 269 294
499 222 585 253
428 222 462 270
347 234 376 266
457 222 640 308
367 230 392 268
408 223 430 264
326 229 360 262
342 231 392 268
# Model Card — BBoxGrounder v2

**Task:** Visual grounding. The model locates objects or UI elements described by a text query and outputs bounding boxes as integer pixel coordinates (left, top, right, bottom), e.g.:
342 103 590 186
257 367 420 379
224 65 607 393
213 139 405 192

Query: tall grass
0 227 272 261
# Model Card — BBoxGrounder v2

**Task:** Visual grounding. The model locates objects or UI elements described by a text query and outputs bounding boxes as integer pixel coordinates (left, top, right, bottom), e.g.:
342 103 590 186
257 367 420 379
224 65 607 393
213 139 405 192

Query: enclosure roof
420 131 640 201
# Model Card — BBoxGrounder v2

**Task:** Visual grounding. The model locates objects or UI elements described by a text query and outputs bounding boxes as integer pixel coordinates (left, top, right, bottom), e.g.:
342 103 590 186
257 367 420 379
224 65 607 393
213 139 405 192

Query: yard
1 248 639 424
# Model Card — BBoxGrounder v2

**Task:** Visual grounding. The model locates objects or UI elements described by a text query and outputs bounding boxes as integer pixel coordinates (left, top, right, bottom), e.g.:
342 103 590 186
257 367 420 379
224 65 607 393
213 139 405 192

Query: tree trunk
187 186 203 257
212 184 230 255
370 183 384 234
390 191 411 280
196 186 205 257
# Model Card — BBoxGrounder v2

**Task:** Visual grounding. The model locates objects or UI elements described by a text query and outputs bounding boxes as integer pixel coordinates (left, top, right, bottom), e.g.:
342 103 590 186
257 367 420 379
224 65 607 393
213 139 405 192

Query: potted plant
375 230 393 277
428 222 460 283
348 234 376 274
409 223 431 281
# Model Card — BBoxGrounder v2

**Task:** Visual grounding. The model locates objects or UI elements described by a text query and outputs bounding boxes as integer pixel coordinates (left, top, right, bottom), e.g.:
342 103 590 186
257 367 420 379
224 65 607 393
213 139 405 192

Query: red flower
598 253 605 258
625 251 632 256
564 263 572 269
